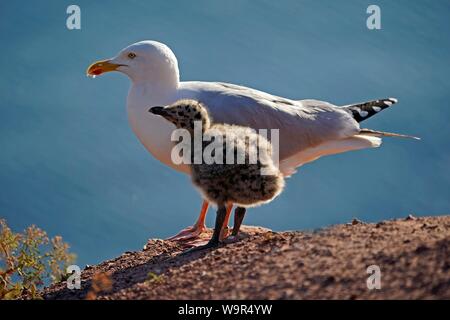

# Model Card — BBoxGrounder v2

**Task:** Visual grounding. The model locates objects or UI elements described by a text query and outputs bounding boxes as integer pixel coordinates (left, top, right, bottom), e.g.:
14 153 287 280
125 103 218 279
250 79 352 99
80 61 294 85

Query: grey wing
180 82 360 160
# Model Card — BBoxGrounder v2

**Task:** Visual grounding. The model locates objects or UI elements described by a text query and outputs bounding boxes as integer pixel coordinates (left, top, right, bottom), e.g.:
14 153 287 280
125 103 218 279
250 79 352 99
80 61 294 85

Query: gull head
87 40 179 86
149 99 211 132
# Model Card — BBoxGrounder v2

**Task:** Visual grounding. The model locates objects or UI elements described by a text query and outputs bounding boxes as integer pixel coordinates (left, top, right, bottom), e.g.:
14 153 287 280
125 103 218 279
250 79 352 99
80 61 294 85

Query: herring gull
87 40 418 244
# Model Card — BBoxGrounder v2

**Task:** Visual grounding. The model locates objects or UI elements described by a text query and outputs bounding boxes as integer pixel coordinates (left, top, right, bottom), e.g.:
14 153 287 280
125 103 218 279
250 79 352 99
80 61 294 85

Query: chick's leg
231 207 246 236
182 204 228 253
186 203 233 248
222 207 247 244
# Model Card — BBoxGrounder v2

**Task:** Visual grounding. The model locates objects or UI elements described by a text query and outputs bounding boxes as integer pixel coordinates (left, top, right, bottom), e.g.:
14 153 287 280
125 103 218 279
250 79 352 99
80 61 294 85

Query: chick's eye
127 52 136 59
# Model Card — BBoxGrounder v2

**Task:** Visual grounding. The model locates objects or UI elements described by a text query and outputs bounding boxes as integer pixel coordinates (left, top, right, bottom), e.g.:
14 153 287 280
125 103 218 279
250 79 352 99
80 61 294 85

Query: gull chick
150 100 285 249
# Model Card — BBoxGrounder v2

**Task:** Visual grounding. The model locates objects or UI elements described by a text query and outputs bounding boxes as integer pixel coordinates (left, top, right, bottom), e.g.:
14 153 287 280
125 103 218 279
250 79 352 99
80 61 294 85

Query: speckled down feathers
191 123 284 207
161 99 285 207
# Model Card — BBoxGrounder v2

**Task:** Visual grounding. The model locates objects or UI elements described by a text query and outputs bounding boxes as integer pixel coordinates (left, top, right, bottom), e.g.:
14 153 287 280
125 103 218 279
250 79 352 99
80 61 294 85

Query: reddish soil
44 215 450 299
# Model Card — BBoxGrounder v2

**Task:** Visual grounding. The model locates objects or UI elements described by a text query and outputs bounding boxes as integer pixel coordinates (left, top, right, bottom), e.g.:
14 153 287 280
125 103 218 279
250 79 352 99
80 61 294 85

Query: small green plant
0 219 76 299
146 272 163 284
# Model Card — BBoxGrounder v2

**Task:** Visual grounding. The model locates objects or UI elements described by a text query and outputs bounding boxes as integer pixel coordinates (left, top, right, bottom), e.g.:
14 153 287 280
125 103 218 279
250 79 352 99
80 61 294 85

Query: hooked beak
86 59 125 76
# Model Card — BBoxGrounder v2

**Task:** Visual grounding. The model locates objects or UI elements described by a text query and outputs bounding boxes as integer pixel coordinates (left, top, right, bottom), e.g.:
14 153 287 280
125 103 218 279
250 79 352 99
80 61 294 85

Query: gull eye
127 52 136 59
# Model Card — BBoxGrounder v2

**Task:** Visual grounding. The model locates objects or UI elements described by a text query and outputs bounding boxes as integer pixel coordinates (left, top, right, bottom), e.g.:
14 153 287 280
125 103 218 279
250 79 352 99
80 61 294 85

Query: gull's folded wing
179 81 361 161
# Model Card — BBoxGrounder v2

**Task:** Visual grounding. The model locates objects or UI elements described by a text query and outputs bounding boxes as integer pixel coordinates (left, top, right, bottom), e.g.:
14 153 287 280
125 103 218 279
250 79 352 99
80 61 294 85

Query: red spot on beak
92 69 103 75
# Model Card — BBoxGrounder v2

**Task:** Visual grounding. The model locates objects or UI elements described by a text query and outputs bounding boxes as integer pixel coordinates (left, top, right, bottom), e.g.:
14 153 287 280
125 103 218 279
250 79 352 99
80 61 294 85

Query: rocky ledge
44 215 450 299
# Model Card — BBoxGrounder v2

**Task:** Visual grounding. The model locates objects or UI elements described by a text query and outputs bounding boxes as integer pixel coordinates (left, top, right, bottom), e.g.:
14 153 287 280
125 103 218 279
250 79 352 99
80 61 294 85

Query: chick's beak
149 106 166 116
86 59 123 76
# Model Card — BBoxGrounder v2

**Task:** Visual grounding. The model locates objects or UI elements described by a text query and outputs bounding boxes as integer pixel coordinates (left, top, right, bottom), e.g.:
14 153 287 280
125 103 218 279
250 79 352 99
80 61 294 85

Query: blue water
1 0 449 267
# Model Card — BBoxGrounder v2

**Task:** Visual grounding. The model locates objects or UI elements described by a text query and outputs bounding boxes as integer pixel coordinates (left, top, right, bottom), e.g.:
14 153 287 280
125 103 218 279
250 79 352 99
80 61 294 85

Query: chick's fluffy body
163 99 285 208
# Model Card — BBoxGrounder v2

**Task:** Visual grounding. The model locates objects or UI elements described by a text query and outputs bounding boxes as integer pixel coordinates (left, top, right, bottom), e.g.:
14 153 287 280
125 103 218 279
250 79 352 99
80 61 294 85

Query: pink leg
219 203 233 241
166 200 209 241
186 203 233 248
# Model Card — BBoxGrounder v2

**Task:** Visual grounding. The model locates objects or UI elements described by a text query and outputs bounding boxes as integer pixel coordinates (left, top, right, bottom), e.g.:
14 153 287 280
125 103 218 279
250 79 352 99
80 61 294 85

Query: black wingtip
345 98 398 123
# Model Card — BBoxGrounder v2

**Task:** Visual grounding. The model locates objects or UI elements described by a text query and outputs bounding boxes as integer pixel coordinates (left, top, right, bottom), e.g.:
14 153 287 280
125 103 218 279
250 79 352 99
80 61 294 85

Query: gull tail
359 128 421 140
343 98 398 122
279 135 382 177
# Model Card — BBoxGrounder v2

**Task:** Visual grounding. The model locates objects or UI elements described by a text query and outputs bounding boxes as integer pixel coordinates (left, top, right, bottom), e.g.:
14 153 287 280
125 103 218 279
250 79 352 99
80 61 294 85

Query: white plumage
87 40 414 244
92 40 380 177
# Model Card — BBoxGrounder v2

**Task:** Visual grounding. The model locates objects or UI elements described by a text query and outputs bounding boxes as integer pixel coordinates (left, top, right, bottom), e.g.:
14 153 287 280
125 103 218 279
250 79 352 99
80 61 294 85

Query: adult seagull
87 40 418 244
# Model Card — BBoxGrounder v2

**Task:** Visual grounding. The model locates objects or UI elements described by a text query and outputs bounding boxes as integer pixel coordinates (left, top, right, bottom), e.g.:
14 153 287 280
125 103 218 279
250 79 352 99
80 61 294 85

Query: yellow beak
86 59 123 76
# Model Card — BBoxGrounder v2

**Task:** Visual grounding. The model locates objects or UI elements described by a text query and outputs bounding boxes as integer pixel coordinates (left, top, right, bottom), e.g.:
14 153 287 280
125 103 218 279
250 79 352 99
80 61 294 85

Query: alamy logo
366 5 381 30
66 265 81 289
66 5 81 30
169 123 280 175
366 265 381 290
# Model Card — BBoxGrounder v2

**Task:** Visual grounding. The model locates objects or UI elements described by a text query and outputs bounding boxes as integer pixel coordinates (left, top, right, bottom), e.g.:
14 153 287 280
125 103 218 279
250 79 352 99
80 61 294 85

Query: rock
43 215 450 300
